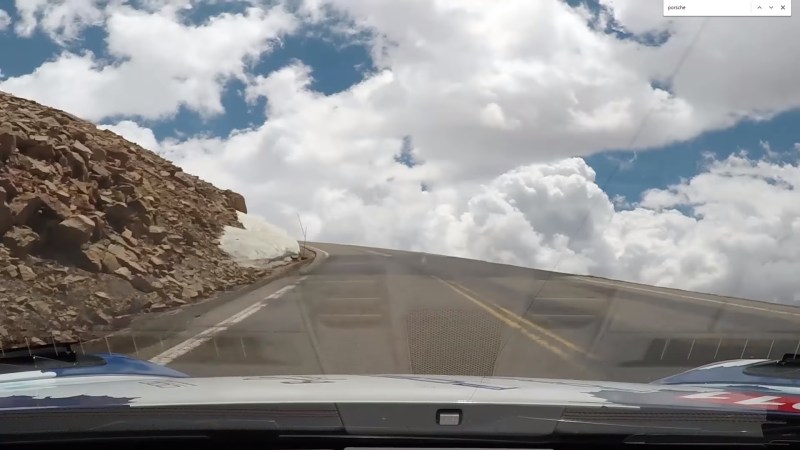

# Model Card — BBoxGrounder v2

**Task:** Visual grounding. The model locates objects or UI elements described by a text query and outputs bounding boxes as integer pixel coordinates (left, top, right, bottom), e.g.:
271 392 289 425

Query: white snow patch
220 212 300 267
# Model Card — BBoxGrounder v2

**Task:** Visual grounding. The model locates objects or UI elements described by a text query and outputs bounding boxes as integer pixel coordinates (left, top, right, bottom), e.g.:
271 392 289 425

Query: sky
1 0 800 304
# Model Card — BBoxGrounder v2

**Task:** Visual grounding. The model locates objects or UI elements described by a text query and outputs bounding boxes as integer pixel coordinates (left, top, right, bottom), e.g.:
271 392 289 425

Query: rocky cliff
0 91 291 346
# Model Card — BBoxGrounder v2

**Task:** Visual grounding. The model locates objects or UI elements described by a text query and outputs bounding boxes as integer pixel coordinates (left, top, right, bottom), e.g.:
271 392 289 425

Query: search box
664 0 791 16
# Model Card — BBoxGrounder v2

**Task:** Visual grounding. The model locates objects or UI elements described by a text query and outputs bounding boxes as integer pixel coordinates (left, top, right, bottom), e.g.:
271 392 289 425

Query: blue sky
588 110 800 204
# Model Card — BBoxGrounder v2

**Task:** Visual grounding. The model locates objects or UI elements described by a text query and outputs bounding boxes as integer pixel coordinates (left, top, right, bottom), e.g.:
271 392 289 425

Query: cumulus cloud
10 0 258 41
13 0 106 42
9 0 800 167
199 0 800 188
453 152 800 305
314 153 800 305
1 3 297 121
323 0 800 163
97 120 160 151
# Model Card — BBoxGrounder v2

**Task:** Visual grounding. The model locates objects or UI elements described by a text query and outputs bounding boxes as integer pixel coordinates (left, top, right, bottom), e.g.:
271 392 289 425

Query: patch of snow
220 212 300 267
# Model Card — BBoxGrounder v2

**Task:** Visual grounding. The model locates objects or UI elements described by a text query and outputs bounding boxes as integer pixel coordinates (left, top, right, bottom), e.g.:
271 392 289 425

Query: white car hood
2 373 799 411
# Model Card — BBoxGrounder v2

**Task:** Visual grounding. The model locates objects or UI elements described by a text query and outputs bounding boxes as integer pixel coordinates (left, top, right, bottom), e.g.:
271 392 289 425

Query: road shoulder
83 246 325 358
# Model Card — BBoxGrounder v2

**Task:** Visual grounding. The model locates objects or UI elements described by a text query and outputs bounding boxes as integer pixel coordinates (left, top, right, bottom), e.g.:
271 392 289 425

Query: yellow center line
432 276 580 364
449 280 591 357
494 304 592 355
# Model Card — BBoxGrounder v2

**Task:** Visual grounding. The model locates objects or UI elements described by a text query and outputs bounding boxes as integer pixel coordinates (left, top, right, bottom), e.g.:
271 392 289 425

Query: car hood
3 372 800 413
3 350 800 415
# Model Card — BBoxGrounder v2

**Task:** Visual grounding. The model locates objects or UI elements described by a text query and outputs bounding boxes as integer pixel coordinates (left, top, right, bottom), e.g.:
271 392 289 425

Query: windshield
1 0 800 438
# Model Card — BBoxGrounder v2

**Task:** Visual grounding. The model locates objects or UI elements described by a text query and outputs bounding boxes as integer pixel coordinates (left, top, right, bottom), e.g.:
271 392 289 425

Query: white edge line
363 249 392 257
149 284 296 365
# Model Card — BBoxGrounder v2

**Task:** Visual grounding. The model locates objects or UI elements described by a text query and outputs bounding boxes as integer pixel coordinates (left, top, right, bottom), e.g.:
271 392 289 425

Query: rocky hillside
0 91 294 346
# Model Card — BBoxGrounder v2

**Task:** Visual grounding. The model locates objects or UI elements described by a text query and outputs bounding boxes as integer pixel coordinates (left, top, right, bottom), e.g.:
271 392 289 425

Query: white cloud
13 0 106 42
10 0 800 168
599 0 800 121
98 120 160 151
184 0 800 190
10 0 259 41
619 155 800 303
0 9 12 31
312 153 800 305
1 4 297 121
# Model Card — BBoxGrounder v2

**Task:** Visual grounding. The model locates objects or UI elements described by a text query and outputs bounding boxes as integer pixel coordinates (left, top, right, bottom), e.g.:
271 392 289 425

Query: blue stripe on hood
50 353 188 378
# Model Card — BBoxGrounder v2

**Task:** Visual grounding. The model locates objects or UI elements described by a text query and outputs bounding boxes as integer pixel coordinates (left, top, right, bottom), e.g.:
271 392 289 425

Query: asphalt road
107 242 800 383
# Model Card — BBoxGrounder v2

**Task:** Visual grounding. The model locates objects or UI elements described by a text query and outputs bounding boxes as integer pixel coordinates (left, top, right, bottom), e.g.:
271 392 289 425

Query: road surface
103 242 800 383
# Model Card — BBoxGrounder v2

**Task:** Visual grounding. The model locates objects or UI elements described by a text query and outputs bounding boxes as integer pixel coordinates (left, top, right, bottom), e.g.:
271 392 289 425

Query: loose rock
3 226 39 257
53 215 95 246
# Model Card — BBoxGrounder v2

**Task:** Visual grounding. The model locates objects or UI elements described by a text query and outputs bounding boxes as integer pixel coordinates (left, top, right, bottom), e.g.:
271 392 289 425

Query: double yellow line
433 276 592 371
